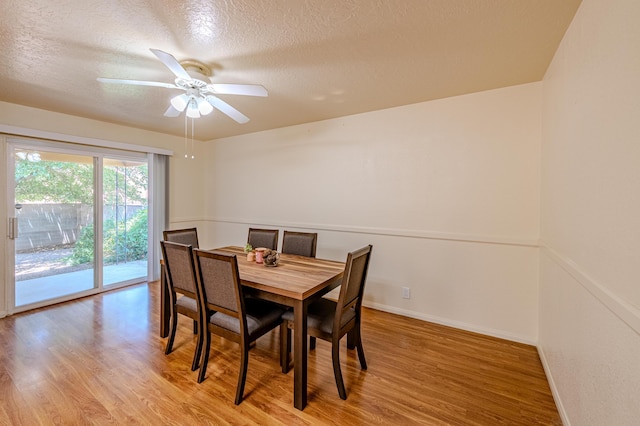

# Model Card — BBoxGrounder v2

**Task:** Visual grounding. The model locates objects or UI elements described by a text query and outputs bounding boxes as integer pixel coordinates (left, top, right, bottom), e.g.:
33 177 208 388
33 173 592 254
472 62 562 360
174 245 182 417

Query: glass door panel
13 149 95 306
102 158 148 286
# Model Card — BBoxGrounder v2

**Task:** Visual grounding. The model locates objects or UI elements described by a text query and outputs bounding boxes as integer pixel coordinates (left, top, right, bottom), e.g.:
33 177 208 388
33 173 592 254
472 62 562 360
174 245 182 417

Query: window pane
14 150 95 306
103 158 148 286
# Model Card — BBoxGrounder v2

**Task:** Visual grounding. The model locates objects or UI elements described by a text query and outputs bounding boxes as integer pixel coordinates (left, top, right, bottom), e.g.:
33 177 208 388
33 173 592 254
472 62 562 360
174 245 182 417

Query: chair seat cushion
210 298 285 337
176 295 197 312
282 298 356 334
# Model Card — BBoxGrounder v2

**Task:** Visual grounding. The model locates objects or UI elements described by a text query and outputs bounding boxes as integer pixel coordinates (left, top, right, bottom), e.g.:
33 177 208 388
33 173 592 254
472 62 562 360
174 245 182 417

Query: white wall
0 101 206 316
203 83 542 343
539 0 640 424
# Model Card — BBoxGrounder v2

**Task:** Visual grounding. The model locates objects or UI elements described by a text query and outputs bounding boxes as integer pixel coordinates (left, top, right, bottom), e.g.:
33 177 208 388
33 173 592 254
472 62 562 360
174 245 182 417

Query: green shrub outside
69 208 148 265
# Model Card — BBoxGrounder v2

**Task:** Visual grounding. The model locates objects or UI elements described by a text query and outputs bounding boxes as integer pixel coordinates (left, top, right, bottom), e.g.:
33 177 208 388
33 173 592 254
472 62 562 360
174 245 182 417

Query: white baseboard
537 346 569 426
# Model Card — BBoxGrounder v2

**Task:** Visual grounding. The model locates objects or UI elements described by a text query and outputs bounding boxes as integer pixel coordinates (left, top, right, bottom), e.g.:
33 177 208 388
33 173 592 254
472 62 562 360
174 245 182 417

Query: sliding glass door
13 148 96 306
8 139 150 310
102 158 148 286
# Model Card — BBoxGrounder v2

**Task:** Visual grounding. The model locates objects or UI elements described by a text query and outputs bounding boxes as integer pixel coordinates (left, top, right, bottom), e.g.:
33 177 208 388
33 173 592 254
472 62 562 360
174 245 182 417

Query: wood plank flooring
0 282 561 425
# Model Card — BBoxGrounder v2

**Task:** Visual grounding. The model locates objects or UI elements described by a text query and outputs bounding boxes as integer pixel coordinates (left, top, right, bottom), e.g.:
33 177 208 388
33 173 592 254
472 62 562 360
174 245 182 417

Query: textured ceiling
0 0 582 141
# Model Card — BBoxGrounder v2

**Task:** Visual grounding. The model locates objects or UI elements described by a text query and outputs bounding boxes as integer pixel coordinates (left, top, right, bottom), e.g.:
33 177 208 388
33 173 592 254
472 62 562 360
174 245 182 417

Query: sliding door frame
5 136 150 314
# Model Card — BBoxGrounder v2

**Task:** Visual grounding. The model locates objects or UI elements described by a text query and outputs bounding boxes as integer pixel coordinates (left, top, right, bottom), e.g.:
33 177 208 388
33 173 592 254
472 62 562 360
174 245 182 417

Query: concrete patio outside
15 254 147 306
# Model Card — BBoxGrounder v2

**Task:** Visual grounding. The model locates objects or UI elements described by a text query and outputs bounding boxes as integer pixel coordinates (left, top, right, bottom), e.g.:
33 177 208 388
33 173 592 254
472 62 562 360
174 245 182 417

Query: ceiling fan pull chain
184 113 188 158
191 118 195 159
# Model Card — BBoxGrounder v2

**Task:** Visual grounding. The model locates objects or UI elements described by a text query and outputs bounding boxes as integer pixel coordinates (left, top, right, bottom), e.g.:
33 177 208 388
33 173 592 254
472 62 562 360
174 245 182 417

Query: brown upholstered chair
193 249 286 404
163 227 199 248
160 241 202 371
247 228 279 250
163 227 199 334
281 231 318 258
281 230 320 349
280 245 373 400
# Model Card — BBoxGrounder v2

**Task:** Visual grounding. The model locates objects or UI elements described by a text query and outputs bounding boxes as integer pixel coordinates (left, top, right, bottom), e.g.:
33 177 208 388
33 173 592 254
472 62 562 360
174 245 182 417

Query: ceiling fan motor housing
179 60 211 85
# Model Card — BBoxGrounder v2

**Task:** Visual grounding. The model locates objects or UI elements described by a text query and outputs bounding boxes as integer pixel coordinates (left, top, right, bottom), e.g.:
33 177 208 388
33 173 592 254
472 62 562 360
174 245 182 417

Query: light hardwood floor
0 282 561 425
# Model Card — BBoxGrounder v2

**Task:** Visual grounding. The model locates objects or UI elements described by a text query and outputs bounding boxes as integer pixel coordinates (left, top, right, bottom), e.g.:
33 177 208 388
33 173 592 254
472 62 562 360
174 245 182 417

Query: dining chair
247 228 279 250
281 230 319 350
193 249 286 404
280 245 373 400
163 227 199 334
160 241 202 371
281 231 318 258
163 227 199 248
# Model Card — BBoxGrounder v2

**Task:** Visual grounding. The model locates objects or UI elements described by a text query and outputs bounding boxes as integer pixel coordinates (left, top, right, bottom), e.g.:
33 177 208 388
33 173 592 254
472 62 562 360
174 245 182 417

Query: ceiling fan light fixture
186 98 201 118
198 97 214 115
97 49 267 122
170 93 189 111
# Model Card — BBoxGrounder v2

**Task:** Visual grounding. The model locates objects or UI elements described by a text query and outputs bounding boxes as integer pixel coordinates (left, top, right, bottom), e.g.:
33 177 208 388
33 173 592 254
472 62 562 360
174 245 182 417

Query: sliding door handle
8 217 18 240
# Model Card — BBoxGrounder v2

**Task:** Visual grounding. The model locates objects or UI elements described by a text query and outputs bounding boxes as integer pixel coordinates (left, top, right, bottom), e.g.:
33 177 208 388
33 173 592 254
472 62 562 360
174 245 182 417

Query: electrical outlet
402 287 411 299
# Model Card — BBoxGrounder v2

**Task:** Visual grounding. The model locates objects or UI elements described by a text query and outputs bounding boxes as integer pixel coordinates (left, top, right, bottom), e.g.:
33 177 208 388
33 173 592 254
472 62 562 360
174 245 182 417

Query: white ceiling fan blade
149 48 192 80
209 84 268 97
164 105 181 117
97 77 177 89
205 96 250 124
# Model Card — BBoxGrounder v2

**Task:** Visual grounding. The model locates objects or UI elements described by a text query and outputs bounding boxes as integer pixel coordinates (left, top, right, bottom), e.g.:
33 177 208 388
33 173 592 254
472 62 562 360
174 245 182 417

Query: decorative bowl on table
262 249 280 267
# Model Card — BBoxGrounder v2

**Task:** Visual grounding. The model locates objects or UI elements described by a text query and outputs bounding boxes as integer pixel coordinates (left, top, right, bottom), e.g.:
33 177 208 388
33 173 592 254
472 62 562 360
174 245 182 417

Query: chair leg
355 325 367 370
165 311 178 355
197 331 212 383
332 339 347 400
310 336 316 350
191 320 203 371
235 344 250 405
193 319 198 334
280 322 291 373
347 329 356 349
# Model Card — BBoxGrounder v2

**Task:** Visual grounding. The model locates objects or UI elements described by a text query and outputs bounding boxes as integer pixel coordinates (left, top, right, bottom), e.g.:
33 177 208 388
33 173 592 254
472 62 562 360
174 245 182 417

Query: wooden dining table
159 245 345 410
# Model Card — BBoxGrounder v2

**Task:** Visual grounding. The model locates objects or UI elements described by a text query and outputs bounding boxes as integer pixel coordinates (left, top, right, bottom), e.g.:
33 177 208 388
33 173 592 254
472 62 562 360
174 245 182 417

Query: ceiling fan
97 48 268 123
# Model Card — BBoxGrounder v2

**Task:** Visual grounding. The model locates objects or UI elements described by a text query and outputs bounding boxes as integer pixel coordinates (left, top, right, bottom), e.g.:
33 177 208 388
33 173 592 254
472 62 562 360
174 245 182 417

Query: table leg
293 299 308 410
160 262 170 338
